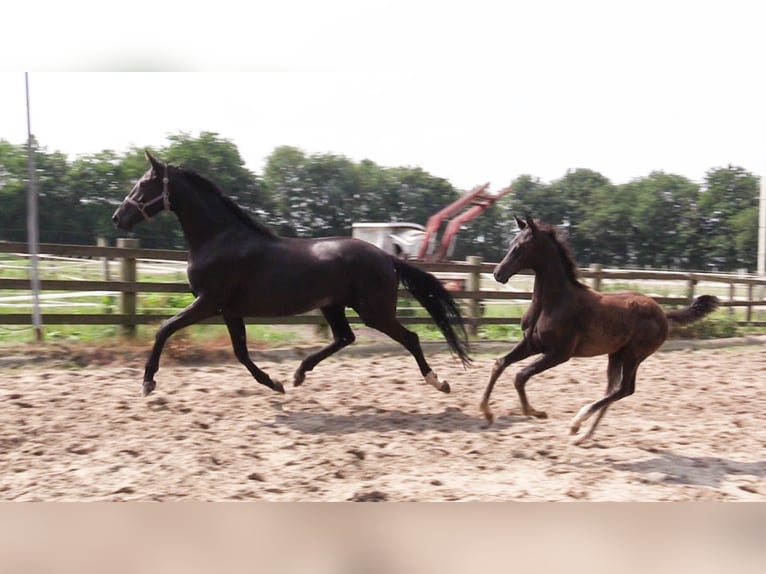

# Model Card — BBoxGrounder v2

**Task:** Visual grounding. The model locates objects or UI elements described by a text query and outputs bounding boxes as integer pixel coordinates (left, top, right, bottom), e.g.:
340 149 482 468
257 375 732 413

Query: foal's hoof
142 380 156 397
439 381 451 394
293 371 305 387
570 434 588 446
272 380 285 394
479 403 494 425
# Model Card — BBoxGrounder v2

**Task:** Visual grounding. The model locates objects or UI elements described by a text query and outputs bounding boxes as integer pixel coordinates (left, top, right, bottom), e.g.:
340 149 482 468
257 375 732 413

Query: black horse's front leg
224 316 285 394
142 297 218 396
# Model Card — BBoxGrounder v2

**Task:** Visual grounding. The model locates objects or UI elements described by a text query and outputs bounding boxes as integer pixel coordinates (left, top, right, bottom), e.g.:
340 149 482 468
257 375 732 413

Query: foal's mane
536 221 587 290
176 166 277 239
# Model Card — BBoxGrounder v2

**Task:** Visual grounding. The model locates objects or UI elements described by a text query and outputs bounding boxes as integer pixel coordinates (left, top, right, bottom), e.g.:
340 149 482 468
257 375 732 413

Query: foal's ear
514 215 526 230
144 149 164 171
524 214 538 232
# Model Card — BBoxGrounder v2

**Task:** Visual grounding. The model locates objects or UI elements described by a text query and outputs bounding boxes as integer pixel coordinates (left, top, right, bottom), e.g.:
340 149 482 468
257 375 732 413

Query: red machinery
417 183 513 262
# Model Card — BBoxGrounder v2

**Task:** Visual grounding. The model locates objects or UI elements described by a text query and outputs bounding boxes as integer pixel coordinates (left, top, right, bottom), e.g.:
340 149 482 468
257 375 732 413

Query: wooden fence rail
2 241 766 334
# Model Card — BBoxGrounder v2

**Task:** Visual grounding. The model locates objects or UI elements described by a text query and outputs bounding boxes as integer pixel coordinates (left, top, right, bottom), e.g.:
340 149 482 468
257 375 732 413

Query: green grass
0 322 313 347
477 323 523 340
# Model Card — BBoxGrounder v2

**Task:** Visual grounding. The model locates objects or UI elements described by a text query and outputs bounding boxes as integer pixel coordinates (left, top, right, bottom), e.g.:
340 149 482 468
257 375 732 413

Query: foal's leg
479 338 536 423
142 297 218 396
293 305 355 387
570 352 622 445
569 354 641 440
512 350 572 420
224 316 285 394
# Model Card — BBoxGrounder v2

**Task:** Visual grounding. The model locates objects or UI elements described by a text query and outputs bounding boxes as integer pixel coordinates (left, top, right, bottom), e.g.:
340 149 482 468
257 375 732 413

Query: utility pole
758 167 766 321
759 168 765 277
25 72 43 342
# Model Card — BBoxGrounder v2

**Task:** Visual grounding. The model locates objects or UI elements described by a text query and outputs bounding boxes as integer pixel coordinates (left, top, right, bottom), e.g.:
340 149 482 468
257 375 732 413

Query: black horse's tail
665 295 720 325
393 259 471 367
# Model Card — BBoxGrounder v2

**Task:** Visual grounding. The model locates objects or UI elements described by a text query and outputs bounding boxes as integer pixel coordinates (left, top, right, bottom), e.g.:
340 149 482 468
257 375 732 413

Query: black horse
112 152 470 397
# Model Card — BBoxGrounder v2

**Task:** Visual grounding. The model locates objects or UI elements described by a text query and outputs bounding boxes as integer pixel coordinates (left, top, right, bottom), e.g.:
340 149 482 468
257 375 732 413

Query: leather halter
125 167 171 221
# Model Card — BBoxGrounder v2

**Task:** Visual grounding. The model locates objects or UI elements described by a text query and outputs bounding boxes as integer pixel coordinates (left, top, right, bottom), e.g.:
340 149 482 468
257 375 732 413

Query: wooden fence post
686 274 697 304
97 237 110 279
590 263 603 291
97 237 115 314
117 238 139 337
466 256 483 335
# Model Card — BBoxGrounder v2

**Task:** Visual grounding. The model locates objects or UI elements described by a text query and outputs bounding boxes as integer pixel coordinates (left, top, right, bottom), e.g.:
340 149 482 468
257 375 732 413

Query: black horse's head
493 215 539 284
112 151 171 231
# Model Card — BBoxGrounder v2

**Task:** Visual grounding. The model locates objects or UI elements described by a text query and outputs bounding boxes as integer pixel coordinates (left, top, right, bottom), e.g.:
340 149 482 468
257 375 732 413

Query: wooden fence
2 240 766 335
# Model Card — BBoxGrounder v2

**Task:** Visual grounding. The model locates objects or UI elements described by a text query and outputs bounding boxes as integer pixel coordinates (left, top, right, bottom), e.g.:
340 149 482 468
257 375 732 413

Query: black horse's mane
536 221 587 290
177 166 278 239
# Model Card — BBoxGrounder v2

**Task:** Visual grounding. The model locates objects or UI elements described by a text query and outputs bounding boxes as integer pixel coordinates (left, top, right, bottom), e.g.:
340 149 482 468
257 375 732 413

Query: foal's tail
665 295 720 325
394 259 471 367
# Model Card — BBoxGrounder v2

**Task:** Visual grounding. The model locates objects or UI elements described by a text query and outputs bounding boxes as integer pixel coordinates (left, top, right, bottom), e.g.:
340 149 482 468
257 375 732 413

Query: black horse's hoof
142 380 156 397
293 371 305 387
273 380 285 394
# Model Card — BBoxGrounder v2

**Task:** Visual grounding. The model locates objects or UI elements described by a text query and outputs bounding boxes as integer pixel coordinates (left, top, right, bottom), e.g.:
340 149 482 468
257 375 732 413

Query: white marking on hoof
571 433 588 446
425 371 442 390
571 423 597 446
570 404 593 433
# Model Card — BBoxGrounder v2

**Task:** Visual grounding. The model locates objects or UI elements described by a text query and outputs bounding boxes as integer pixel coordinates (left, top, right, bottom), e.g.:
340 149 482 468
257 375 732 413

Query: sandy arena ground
1 341 764 501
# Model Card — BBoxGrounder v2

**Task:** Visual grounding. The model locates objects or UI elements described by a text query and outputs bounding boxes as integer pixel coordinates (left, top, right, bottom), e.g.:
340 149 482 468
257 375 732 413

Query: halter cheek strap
125 169 171 222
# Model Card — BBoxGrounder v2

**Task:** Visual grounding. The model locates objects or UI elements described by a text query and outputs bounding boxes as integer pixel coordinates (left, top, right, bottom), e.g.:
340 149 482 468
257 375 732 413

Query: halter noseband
125 167 171 222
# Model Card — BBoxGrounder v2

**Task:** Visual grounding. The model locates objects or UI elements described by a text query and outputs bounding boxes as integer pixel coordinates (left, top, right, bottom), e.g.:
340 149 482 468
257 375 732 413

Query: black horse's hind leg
479 337 537 423
224 316 285 394
358 310 450 393
293 305 355 387
142 297 218 396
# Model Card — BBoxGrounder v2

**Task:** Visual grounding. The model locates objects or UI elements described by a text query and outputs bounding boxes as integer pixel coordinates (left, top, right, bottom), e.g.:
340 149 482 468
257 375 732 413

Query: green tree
353 159 404 222
263 146 460 239
699 165 759 270
0 140 28 242
67 150 142 246
625 172 700 268
578 184 637 267
160 131 268 214
381 165 459 227
6 131 758 269
263 146 360 236
0 142 75 244
508 174 567 224
549 168 613 264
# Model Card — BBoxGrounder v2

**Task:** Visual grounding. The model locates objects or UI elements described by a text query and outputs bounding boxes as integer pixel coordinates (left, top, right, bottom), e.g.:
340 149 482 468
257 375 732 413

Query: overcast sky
2 1 764 191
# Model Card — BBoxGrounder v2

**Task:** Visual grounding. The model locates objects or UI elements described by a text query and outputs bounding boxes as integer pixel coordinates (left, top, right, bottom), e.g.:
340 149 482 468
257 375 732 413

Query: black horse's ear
145 149 164 171
514 215 526 230
525 214 537 232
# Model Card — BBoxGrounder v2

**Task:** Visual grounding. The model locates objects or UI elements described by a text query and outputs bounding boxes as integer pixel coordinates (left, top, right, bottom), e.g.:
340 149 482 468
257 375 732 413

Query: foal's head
112 151 171 231
494 215 582 285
